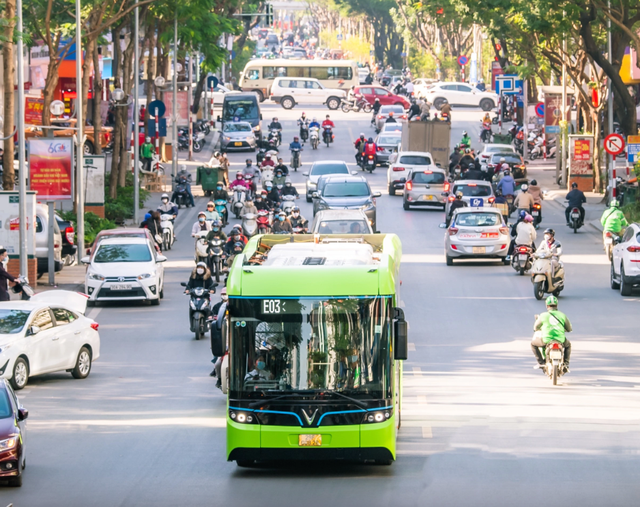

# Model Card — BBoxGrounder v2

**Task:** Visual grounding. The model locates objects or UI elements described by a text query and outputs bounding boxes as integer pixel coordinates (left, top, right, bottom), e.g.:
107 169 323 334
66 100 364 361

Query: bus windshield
229 297 392 399
224 99 258 121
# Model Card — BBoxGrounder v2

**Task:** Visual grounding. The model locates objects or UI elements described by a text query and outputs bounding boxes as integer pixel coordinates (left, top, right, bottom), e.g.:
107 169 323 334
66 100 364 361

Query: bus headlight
229 410 256 424
362 409 392 424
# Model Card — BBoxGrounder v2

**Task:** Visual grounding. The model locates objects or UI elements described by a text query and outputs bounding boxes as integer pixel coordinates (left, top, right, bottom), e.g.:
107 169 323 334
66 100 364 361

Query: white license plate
519 254 528 260
605 238 613 244
472 246 486 254
421 195 435 201
549 350 562 360
367 159 374 164
110 284 132 291
532 211 539 216
571 213 579 218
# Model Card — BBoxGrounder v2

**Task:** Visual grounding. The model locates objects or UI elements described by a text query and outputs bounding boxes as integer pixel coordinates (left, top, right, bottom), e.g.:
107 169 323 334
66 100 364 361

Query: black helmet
212 219 222 229
360 134 365 140
571 182 577 188
245 158 252 165
544 228 555 236
233 242 244 252
530 179 537 185
368 137 374 143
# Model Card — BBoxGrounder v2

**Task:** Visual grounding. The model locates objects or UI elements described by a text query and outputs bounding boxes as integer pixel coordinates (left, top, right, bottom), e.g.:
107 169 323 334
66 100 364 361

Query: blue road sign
207 75 219 89
147 118 167 137
546 125 560 134
535 102 545 117
148 100 166 118
628 142 640 163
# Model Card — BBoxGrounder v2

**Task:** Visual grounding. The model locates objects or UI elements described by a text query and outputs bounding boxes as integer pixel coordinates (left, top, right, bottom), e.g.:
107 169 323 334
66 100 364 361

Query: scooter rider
309 117 320 130
275 158 289 176
460 131 471 148
362 137 378 165
206 220 227 243
601 198 628 242
265 183 281 209
497 169 516 197
229 172 250 191
321 115 335 129
537 228 562 277
420 99 431 121
268 117 283 144
508 213 537 260
172 165 195 207
354 133 366 164
529 179 543 204
203 201 221 222
565 182 587 225
192 211 212 237
157 193 178 219
255 191 271 211
282 178 299 198
185 262 216 293
212 182 228 202
289 206 308 231
241 198 258 218
273 167 286 187
531 295 572 371
447 191 468 226
514 183 536 213
459 148 475 169
371 98 381 126
272 210 293 233
408 99 421 120
260 153 275 168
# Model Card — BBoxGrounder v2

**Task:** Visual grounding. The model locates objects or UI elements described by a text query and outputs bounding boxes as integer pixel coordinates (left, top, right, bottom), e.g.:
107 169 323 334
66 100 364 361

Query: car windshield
377 136 401 145
400 155 431 165
455 212 501 227
310 163 348 176
317 220 370 234
487 145 514 153
323 182 370 197
0 391 11 418
224 99 258 121
412 171 445 184
383 124 402 132
381 106 405 115
94 244 152 263
229 297 392 399
453 184 492 197
224 123 252 132
492 154 522 164
0 309 31 334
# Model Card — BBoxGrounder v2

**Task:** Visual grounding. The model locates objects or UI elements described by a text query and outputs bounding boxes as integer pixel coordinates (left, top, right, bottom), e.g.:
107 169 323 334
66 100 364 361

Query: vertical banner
24 97 45 125
28 138 74 200
568 134 594 191
0 192 37 257
163 91 189 126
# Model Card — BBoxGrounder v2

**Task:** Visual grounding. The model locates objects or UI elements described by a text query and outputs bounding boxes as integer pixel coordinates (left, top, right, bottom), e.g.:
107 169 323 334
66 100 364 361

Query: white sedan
82 236 166 305
423 82 499 111
0 291 100 390
611 222 640 296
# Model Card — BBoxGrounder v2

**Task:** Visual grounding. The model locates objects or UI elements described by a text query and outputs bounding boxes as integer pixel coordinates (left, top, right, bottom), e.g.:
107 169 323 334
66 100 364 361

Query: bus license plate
110 284 132 290
234 142 243 146
299 434 322 446
472 246 486 254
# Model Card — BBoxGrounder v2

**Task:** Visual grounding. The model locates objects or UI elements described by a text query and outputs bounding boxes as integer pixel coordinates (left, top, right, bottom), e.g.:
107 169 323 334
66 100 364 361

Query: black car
0 379 28 487
55 214 77 266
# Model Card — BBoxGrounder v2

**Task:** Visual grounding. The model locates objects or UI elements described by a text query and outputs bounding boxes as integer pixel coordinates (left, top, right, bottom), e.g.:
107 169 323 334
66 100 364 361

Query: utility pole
133 0 140 224
561 14 568 188
172 12 178 177
16 0 27 277
75 0 85 259
607 0 614 200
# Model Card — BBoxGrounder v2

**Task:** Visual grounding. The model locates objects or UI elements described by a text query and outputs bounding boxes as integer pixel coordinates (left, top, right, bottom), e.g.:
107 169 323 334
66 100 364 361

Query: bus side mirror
211 317 225 357
393 307 408 360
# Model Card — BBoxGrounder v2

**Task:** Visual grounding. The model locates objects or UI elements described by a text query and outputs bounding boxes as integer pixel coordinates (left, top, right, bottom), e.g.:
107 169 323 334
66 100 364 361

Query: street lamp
112 88 125 101
50 100 65 116
154 76 166 88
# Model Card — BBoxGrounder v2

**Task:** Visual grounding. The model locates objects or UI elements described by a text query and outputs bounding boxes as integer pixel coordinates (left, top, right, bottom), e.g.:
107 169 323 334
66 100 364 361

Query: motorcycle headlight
89 273 105 281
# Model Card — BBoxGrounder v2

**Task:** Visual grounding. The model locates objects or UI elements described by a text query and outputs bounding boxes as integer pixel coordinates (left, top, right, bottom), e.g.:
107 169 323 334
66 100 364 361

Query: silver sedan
220 121 257 152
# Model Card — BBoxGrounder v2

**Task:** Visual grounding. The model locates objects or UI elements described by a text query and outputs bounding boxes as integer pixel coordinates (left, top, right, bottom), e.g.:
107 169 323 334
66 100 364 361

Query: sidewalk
35 264 86 293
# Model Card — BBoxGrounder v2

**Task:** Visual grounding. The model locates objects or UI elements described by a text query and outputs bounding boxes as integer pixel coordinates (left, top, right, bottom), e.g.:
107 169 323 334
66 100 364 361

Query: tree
2 0 16 190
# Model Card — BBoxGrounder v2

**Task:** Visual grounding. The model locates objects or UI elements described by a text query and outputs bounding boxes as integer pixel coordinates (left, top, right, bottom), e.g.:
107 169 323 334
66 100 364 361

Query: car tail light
627 246 640 252
444 182 450 192
406 181 413 191
448 227 458 236
378 115 383 119
65 226 75 245
450 244 458 250
377 146 384 151
488 197 495 203
448 195 455 202
467 183 477 187
499 227 509 235
90 323 99 331
423 170 432 174
500 244 507 249
393 166 405 172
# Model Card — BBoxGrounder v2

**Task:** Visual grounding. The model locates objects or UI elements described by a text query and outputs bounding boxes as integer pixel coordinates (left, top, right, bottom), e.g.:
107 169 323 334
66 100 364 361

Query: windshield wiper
322 391 369 409
248 390 369 410
248 393 305 409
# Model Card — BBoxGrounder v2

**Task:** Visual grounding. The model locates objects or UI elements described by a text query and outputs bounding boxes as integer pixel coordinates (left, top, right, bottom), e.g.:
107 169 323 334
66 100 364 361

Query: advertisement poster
163 91 189 126
569 135 594 176
28 139 74 200
84 155 106 205
574 139 591 161
25 97 45 125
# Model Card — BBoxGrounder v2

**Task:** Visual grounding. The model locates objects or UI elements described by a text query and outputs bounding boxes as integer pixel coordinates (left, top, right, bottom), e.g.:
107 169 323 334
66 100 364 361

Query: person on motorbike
405 80 414 97
497 169 516 197
309 117 320 130
514 183 535 213
354 133 366 164
192 211 212 237
537 228 563 277
255 192 270 211
268 117 283 131
371 98 381 126
531 295 572 371
273 168 286 187
206 220 227 243
565 182 587 225
601 198 628 242
289 136 302 152
275 158 289 176
282 178 299 198
449 146 462 171
529 179 543 204
289 206 308 231
482 113 491 126
141 136 155 172
272 210 293 233
462 163 484 180
346 85 357 103
227 225 248 247
508 213 537 260
447 191 468 226
157 193 178 219
172 165 195 206
185 262 216 294
460 131 471 147
241 198 258 219
260 153 275 168
266 183 281 209
204 201 221 222
225 241 245 268
459 148 475 169
321 115 335 140
362 137 378 166
408 99 421 120
211 182 229 224
440 101 452 121
385 112 397 124
229 172 250 191
420 99 431 121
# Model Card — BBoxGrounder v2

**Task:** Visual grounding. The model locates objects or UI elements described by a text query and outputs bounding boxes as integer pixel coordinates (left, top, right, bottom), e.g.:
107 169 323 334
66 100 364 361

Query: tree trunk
117 19 136 189
109 25 124 199
92 42 103 155
2 0 16 191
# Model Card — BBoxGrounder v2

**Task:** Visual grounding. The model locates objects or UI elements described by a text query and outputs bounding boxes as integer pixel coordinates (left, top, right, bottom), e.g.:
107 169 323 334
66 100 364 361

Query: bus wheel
236 460 255 468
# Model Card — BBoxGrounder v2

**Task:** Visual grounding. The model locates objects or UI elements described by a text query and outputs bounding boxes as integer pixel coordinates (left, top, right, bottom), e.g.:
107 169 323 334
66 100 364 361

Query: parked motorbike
208 237 225 282
533 325 567 386
341 97 373 113
160 214 175 251
511 244 533 275
194 231 210 264
180 283 216 341
309 127 319 150
195 119 211 136
257 210 272 234
323 126 333 147
530 251 565 300
232 187 248 219
291 148 301 171
242 212 258 238
178 128 205 153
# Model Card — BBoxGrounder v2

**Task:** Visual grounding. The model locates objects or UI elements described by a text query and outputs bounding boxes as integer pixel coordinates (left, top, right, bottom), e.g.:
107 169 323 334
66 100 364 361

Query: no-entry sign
457 55 469 66
535 102 545 118
604 133 625 156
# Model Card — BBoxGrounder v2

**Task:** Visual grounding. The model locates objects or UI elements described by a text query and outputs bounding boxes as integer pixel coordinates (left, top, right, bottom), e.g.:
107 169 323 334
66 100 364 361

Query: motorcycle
323 126 333 147
299 122 309 143
138 156 165 176
267 129 281 147
360 153 376 173
604 231 618 261
480 123 493 143
180 283 215 341
567 204 583 234
208 237 225 282
341 97 373 113
232 186 248 219
194 231 210 264
160 214 175 251
533 326 567 386
242 212 258 238
531 202 542 228
281 195 297 215
257 210 272 234
215 199 228 226
291 148 301 171
262 167 274 190
309 127 319 150
511 244 533 275
196 119 211 136
178 128 205 153
530 251 565 300
174 178 192 208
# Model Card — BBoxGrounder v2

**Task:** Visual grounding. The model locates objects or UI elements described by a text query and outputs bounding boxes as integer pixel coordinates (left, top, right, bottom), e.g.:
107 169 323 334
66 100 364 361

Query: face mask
266 187 272 192
196 269 204 275
292 213 299 217
277 185 283 189
199 217 205 223
162 199 168 204
350 355 358 362
216 186 222 190
257 361 266 370
213 227 219 232
544 235 551 242
278 216 285 221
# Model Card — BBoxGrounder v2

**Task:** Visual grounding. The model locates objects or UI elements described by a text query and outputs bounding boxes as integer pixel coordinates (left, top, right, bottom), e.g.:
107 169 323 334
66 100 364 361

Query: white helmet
521 184 529 191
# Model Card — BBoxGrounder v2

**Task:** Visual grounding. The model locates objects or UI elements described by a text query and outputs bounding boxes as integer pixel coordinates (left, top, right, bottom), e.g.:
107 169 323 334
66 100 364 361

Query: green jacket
534 310 572 344
600 207 628 233
461 135 471 146
141 142 155 159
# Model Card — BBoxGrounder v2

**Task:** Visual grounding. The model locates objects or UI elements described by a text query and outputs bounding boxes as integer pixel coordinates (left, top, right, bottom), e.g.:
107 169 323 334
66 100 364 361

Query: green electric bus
222 234 408 466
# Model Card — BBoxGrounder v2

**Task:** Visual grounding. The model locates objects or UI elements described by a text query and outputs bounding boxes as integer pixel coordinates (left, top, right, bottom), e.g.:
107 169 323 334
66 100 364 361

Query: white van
269 77 345 110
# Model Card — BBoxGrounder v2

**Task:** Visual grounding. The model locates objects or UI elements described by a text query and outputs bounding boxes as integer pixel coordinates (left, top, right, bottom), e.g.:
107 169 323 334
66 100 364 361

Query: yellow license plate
298 434 322 446
234 142 243 146
421 195 434 201
472 246 486 254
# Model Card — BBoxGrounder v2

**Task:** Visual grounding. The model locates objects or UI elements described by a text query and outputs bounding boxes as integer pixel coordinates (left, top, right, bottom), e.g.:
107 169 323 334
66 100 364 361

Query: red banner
28 139 74 200
163 91 189 126
25 97 44 125
574 139 591 161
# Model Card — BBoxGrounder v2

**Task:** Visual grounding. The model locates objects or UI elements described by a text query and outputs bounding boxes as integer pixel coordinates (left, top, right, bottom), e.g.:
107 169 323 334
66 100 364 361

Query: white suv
423 82 498 111
611 222 640 296
387 151 438 196
270 77 345 110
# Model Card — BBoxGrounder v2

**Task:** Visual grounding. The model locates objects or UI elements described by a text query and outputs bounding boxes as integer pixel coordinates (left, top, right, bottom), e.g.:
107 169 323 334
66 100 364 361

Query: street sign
535 102 545 117
147 118 167 138
337 34 343 41
627 135 640 162
546 125 560 134
495 75 521 94
148 100 166 118
207 75 219 89
457 55 469 66
604 133 625 156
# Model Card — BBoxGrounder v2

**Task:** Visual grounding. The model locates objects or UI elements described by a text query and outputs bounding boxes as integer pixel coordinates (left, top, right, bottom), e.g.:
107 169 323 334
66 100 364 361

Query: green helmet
545 295 558 307
610 199 619 208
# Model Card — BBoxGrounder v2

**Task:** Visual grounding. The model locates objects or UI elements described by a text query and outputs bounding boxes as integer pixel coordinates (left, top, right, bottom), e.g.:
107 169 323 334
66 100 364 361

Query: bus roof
243 59 357 69
227 234 402 297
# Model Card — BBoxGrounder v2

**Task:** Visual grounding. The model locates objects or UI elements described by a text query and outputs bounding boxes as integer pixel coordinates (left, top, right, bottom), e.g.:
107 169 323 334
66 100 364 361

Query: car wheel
327 97 340 110
83 140 95 155
480 99 495 111
150 298 160 306
159 287 164 299
433 98 446 110
610 261 620 289
446 255 453 266
388 183 396 196
620 265 632 296
403 200 410 210
71 347 92 379
281 96 295 110
10 358 28 390
254 90 264 102
306 195 312 203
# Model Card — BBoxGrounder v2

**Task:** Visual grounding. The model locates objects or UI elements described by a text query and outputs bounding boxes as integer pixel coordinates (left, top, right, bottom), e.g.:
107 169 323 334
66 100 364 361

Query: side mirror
211 312 226 357
156 255 167 263
80 256 91 264
351 171 358 175
180 282 187 287
312 192 319 198
302 172 309 177
372 191 382 198
393 308 408 360
28 325 41 336
438 222 447 229
17 408 28 421
441 192 449 197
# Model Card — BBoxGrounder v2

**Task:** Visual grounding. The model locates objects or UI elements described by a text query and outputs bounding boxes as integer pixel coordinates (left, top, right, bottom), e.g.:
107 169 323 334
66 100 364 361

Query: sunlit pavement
1 104 639 507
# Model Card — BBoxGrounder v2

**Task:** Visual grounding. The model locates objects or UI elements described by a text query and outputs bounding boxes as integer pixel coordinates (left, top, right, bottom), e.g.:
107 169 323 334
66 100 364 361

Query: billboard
28 138 74 200
25 97 44 125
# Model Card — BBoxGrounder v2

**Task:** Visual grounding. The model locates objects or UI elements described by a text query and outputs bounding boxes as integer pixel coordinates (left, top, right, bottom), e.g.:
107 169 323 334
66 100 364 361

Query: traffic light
265 3 274 25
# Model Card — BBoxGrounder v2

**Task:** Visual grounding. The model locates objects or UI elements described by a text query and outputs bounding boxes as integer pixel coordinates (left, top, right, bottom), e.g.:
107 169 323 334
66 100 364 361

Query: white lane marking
417 395 427 404
412 367 422 376
174 205 200 237
28 416 226 429
422 426 433 438
408 342 416 351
